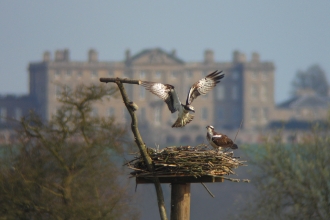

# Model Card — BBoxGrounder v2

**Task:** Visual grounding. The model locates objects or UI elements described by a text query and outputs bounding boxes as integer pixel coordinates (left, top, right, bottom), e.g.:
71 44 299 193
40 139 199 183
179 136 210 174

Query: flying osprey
140 70 224 127
206 125 238 150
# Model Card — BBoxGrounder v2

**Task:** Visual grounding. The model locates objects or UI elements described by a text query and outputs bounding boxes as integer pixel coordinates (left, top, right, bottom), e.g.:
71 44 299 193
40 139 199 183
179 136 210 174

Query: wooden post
170 183 191 220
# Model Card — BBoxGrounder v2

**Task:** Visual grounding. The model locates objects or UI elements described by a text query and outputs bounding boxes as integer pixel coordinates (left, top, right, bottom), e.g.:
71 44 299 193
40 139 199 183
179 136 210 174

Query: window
66 70 72 78
154 107 161 125
91 108 98 117
201 108 208 120
260 85 267 101
261 107 268 121
77 71 83 78
232 71 239 80
155 71 162 79
140 71 146 79
64 85 71 96
124 109 130 122
232 86 238 100
108 70 114 77
252 71 258 79
91 70 98 78
217 109 224 120
262 71 268 80
251 107 259 122
231 70 240 80
107 107 115 117
0 108 7 123
55 85 62 98
140 108 146 123
139 87 145 100
216 85 225 100
232 108 240 118
187 70 193 78
251 85 258 99
55 70 61 78
15 108 22 120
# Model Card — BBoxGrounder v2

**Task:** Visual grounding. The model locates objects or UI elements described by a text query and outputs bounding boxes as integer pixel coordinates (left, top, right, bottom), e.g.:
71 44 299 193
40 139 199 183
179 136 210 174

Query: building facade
25 48 275 144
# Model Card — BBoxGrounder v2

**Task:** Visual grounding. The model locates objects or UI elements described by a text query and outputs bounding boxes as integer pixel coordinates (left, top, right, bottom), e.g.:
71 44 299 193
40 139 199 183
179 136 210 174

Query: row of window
53 69 232 80
55 85 71 98
214 107 268 123
166 134 205 144
53 69 269 82
89 107 210 123
250 84 269 101
0 107 22 123
251 71 269 80
216 108 241 121
216 85 239 101
251 107 269 122
138 70 201 79
215 84 270 101
54 70 107 79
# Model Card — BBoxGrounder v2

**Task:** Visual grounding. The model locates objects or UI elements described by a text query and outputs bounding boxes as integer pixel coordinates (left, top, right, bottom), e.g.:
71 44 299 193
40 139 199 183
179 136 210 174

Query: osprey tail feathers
171 114 194 128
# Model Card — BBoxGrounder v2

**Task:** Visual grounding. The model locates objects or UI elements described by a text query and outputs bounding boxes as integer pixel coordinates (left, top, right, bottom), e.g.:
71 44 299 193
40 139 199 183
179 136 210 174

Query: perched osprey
206 125 238 150
141 70 224 127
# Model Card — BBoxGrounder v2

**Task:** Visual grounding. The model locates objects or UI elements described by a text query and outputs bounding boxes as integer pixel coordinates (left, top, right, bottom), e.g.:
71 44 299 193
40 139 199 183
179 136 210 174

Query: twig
128 146 246 179
201 182 215 198
233 119 243 143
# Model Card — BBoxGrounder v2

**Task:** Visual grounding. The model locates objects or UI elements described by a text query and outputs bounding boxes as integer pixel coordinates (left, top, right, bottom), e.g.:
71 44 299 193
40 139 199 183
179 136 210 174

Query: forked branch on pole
100 77 168 220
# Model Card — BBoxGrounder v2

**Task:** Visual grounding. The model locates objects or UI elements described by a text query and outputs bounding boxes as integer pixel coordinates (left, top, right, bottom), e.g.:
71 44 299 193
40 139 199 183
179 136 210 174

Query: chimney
233 50 246 63
63 49 69 61
88 49 98 62
43 51 51 62
55 49 70 62
125 49 131 61
204 50 214 64
252 52 260 63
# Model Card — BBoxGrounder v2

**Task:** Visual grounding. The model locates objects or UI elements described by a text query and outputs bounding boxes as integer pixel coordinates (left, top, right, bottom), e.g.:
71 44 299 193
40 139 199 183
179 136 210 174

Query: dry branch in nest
126 144 247 181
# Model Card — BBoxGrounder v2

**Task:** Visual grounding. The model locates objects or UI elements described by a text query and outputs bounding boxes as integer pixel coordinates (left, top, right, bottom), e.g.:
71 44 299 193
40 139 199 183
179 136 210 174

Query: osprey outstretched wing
140 82 180 113
140 70 225 128
186 70 224 105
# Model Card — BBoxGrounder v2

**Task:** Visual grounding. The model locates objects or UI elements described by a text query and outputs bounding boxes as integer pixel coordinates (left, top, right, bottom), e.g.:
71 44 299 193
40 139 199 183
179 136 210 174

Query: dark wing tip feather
206 70 224 78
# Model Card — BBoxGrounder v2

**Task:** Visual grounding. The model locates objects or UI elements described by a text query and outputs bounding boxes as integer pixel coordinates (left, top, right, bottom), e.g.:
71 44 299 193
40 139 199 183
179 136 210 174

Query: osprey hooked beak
206 125 214 130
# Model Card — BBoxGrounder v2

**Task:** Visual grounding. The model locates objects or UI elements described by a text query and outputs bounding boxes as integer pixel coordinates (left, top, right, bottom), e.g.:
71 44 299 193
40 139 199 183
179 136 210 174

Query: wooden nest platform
126 144 247 183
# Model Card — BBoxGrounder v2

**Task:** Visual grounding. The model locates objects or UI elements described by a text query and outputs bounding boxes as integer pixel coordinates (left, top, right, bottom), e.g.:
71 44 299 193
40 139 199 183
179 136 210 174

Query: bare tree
0 84 139 220
291 64 329 97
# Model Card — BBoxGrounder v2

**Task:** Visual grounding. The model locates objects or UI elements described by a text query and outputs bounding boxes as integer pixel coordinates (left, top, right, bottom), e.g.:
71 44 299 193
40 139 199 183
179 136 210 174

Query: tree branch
100 77 141 85
102 78 168 220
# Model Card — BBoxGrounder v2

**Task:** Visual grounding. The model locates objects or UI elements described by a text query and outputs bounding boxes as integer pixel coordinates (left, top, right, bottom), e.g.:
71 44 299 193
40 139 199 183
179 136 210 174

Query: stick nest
126 144 246 178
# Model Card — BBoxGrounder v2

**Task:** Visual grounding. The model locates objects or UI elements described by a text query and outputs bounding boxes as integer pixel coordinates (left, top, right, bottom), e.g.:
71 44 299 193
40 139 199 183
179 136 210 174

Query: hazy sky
0 1 329 103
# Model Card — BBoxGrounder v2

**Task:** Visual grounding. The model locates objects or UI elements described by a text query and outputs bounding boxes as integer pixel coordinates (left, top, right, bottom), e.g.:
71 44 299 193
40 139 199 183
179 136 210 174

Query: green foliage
0 84 139 220
239 125 330 219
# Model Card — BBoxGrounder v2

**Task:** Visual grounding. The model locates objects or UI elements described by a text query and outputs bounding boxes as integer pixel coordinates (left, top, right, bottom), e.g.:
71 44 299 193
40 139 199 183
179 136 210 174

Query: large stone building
1 48 328 144
25 48 275 144
0 48 330 144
